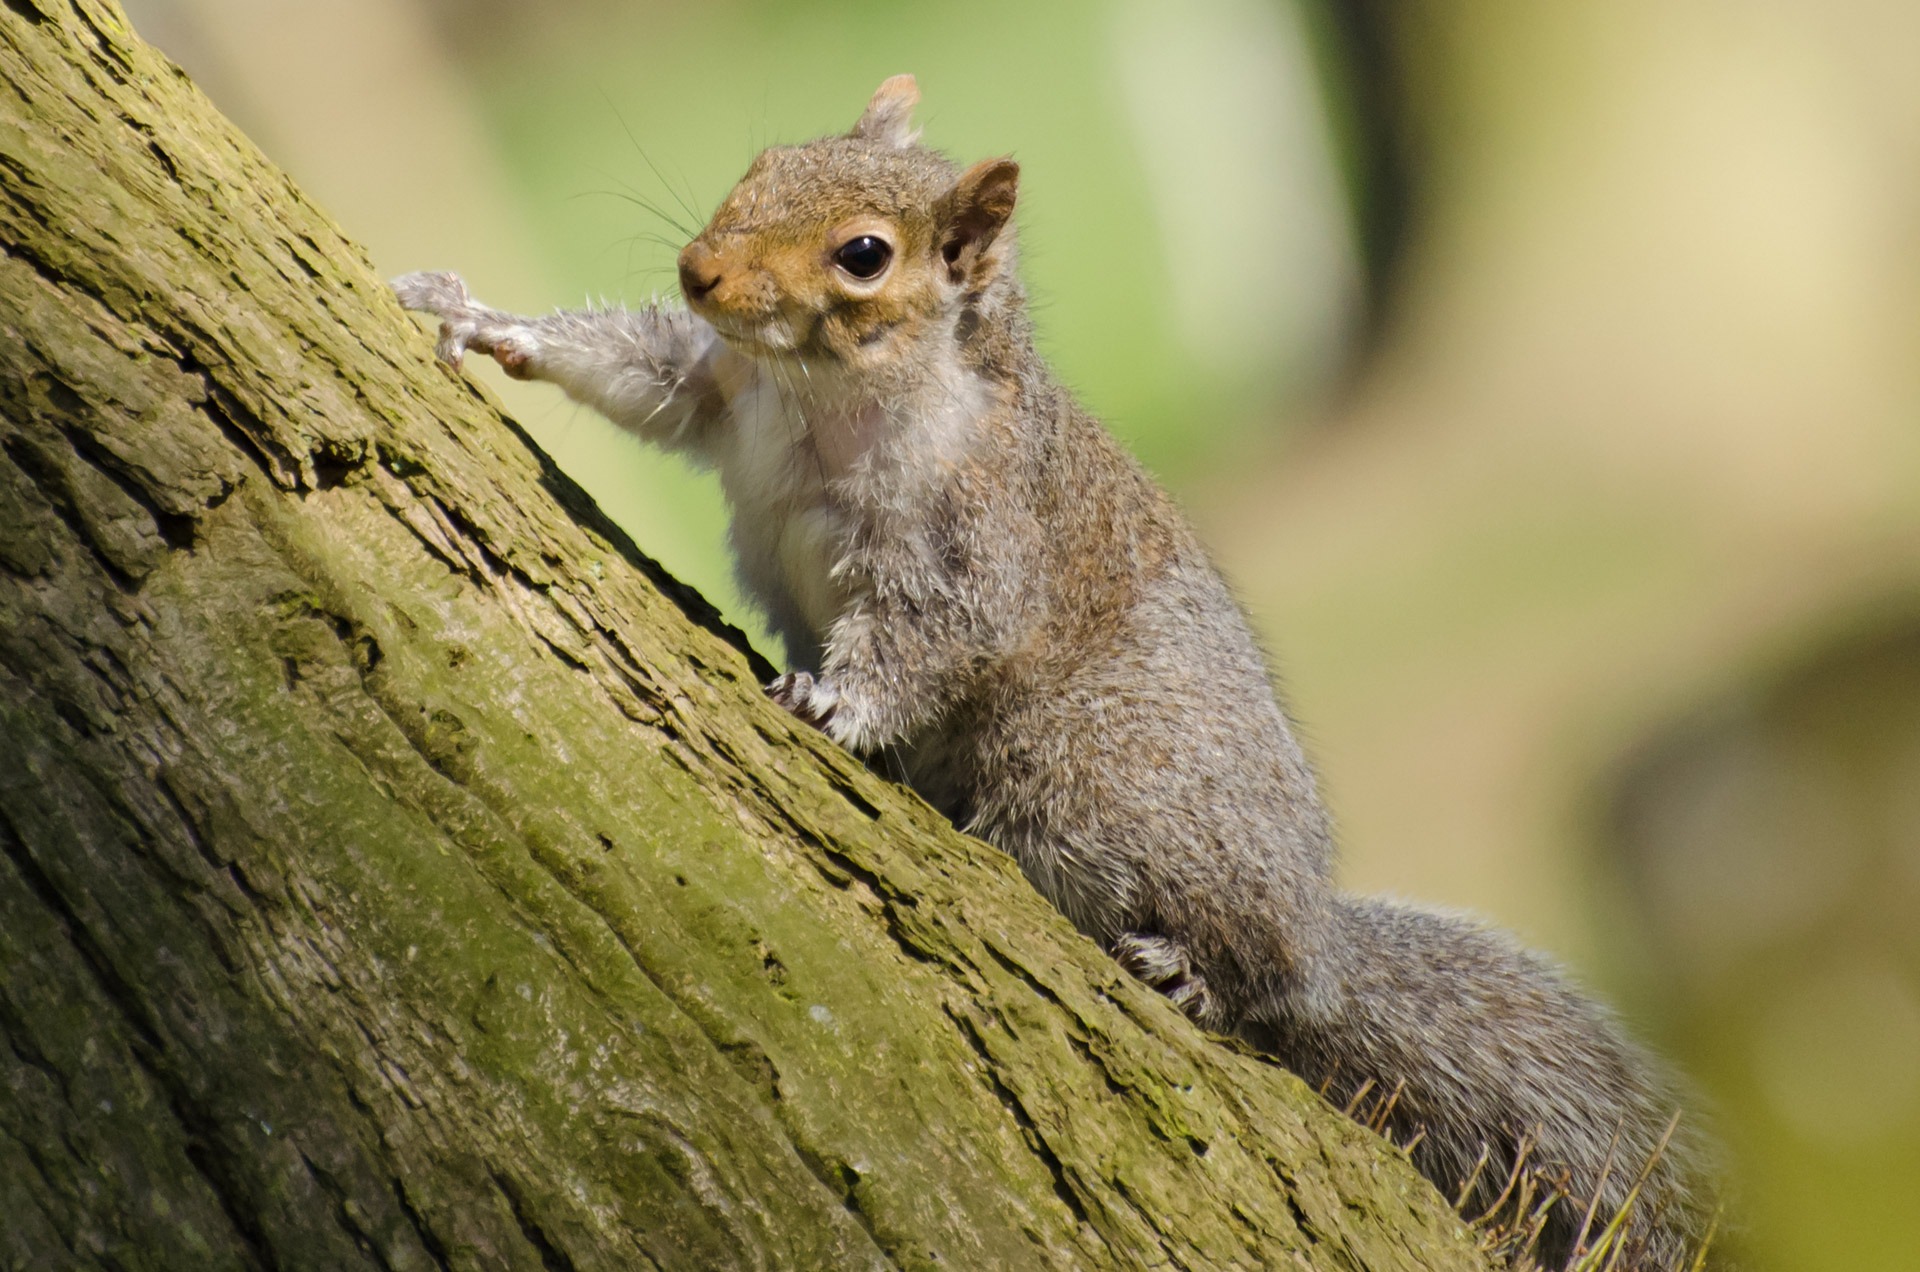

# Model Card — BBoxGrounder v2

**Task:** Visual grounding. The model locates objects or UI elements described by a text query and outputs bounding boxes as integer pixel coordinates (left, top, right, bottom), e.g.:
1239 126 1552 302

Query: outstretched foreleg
393 270 726 452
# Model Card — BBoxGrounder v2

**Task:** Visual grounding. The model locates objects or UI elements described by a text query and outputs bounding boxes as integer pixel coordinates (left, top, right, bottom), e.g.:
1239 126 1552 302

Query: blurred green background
120 1 1920 1267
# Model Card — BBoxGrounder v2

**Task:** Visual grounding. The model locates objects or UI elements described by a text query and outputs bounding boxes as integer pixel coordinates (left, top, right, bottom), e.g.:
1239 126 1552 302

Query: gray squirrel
395 75 1721 1270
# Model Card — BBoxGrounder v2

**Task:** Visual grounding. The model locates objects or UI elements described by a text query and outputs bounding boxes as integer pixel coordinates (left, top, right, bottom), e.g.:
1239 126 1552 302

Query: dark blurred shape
1609 611 1920 991
1604 606 1920 1269
1301 0 1416 332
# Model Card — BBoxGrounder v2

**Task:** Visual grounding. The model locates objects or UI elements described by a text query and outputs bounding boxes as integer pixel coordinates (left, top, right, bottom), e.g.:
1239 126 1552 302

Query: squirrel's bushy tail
1245 895 1720 1271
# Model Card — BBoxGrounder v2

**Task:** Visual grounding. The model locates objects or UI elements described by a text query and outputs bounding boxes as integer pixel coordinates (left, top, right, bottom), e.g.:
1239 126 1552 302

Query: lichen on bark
0 3 1494 1268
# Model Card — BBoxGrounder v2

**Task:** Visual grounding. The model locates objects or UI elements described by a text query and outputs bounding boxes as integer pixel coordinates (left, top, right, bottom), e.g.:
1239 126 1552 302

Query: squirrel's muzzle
678 241 722 303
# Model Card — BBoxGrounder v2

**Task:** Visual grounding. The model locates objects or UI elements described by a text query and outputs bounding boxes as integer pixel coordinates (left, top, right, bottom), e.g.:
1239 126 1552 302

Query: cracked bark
0 3 1496 1270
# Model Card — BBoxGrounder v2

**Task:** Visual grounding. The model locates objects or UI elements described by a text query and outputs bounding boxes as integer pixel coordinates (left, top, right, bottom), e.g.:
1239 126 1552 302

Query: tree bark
0 4 1493 1269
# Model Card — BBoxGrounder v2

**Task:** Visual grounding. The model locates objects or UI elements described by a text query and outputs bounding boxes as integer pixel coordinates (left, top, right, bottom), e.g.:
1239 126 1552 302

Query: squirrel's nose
678 242 722 303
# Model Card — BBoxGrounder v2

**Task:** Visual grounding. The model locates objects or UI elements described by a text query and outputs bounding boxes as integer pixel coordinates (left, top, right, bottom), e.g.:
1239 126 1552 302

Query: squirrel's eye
833 235 893 280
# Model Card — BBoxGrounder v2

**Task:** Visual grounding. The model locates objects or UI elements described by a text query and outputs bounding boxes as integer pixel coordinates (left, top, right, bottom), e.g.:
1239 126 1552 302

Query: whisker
600 88 708 231
579 184 697 240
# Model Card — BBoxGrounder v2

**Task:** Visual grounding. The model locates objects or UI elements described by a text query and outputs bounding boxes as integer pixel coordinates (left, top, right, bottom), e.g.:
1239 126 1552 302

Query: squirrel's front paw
1112 933 1223 1029
392 269 470 317
766 671 842 732
391 270 538 377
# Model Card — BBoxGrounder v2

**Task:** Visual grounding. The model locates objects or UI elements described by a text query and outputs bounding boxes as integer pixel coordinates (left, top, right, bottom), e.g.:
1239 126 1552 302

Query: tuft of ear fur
851 74 921 148
940 158 1020 286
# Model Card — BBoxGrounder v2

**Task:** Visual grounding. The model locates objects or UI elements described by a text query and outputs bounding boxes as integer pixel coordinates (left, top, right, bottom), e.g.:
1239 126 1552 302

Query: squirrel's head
677 75 1019 372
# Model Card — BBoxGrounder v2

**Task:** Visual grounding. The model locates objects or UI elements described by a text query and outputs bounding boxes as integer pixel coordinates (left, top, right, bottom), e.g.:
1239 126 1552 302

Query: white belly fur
711 367 854 667
704 346 989 670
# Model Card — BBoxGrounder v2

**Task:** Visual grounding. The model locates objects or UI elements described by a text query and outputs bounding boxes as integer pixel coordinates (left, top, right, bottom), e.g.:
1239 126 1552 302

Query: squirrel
395 75 1722 1270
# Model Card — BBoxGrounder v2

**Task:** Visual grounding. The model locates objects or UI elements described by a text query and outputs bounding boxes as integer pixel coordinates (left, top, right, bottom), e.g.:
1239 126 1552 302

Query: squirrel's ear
851 74 920 147
940 158 1019 286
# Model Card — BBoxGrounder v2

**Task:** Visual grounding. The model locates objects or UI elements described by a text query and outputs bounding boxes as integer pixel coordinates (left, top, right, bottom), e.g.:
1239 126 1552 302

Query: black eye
833 235 892 280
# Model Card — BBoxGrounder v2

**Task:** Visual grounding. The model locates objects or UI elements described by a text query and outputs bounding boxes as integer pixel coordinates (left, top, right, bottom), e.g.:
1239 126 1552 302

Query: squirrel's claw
1112 932 1222 1030
392 270 477 368
391 270 540 377
767 671 841 732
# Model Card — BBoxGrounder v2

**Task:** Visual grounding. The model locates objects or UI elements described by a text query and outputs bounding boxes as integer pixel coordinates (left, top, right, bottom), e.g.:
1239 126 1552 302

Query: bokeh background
118 2 1920 1267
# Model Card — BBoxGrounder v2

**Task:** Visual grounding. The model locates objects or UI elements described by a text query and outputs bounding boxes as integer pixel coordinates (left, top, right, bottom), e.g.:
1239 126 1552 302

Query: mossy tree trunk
0 4 1493 1269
